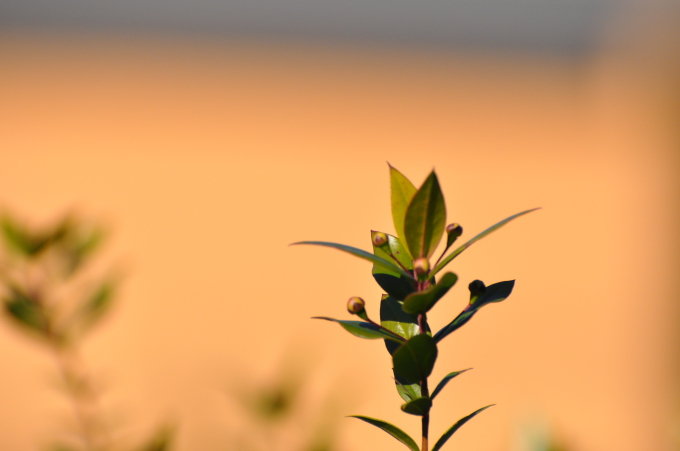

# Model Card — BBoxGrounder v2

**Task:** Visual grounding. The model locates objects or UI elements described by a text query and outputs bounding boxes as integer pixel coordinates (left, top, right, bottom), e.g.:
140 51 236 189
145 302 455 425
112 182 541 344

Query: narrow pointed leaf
402 272 457 314
372 232 416 300
403 171 446 259
349 416 419 451
434 280 514 343
291 241 414 280
313 317 404 343
431 369 472 400
389 165 417 251
472 280 515 308
400 397 432 416
431 405 495 451
392 334 438 384
432 208 540 277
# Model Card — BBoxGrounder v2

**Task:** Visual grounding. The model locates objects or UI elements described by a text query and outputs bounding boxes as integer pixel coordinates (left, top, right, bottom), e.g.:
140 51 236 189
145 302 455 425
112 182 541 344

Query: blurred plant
293 165 538 451
0 212 171 451
226 361 340 451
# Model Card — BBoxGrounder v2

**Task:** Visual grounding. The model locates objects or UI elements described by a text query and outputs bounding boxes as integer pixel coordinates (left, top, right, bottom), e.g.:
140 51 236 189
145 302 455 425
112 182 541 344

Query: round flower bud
372 232 388 247
347 296 366 314
413 258 430 276
468 279 486 296
446 223 463 237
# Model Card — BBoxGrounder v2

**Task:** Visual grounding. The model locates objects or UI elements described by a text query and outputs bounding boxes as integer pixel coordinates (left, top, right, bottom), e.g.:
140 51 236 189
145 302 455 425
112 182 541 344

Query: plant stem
418 313 430 451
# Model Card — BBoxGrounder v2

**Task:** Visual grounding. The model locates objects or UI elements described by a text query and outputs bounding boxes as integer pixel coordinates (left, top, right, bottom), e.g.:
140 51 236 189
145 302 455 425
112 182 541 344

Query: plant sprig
292 165 538 451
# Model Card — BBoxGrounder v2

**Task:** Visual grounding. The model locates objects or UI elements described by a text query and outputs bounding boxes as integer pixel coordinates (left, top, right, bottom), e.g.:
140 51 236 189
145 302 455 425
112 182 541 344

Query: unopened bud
468 280 486 301
372 232 388 247
347 296 366 314
413 258 430 276
446 223 462 236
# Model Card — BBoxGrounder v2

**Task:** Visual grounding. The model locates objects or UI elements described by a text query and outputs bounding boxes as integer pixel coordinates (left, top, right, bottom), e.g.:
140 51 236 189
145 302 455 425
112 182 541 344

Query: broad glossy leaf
431 369 471 400
434 280 514 343
372 232 416 300
313 317 404 343
349 415 419 451
380 295 419 355
431 405 494 451
392 334 438 384
432 208 540 277
402 272 457 314
400 397 432 416
403 171 446 259
389 165 417 251
291 241 414 280
394 372 422 402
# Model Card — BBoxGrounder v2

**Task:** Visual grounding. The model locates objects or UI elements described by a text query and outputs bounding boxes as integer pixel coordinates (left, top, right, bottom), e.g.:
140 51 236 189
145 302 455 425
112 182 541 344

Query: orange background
1 15 679 451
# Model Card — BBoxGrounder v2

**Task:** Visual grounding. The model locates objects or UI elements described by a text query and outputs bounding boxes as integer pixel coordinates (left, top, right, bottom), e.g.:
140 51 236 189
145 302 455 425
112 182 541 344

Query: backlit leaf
404 171 446 259
349 416 419 451
389 164 417 252
372 232 415 300
313 317 404 343
432 208 540 277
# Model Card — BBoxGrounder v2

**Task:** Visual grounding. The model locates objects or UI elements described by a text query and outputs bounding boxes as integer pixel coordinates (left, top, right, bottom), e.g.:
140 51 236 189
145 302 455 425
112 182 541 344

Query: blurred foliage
0 211 171 451
226 361 340 451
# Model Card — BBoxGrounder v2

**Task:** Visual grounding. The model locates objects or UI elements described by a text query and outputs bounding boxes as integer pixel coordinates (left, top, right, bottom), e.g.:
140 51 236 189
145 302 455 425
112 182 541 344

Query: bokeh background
1 1 680 450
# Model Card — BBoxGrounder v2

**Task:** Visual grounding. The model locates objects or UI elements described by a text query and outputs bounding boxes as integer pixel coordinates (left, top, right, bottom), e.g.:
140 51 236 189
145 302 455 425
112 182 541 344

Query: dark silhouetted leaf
431 405 494 451
430 369 471 400
392 334 438 384
432 208 540 277
402 272 457 314
372 232 415 300
291 241 414 280
349 416 419 451
389 165 417 252
313 317 404 343
434 280 514 343
400 397 432 416
403 171 446 259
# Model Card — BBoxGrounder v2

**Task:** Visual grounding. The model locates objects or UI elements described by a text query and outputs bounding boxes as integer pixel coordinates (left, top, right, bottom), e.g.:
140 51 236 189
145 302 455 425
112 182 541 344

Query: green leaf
431 208 540 277
434 280 514 343
349 415 419 451
472 280 515 309
372 232 415 300
392 334 438 384
403 171 446 259
394 373 422 402
402 272 457 314
313 317 404 343
400 397 432 416
291 241 414 280
389 164 418 252
430 369 471 400
80 282 115 329
1 216 50 257
380 295 419 354
431 405 494 451
4 288 47 334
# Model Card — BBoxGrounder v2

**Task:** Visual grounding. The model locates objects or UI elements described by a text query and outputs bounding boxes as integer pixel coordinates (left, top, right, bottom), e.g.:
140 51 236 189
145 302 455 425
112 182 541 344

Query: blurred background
1 0 680 450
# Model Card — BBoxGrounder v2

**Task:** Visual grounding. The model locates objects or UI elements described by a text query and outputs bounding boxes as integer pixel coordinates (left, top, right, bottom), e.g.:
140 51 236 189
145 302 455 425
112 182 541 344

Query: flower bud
445 223 463 248
413 258 430 276
347 296 366 314
372 232 388 247
446 223 462 236
468 280 486 304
